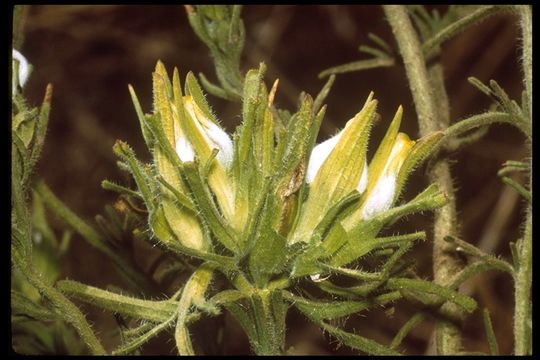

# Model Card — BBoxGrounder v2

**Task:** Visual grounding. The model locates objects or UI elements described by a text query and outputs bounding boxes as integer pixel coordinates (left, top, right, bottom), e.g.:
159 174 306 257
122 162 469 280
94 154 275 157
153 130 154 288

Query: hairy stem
422 5 510 60
12 249 106 354
517 5 532 118
383 5 465 354
513 5 532 355
513 207 532 354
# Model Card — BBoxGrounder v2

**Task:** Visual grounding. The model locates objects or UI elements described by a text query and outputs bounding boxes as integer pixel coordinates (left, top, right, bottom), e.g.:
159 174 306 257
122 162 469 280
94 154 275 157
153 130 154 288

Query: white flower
176 96 233 169
306 129 368 193
175 136 195 162
360 133 413 219
12 49 31 95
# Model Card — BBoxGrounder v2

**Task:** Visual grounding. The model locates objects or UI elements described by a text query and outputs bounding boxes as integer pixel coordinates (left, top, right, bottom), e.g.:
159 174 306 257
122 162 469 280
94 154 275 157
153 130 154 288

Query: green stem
12 255 106 354
513 5 532 355
250 290 283 355
422 6 509 60
516 5 532 119
12 152 105 354
383 6 438 133
444 112 520 138
175 263 216 355
391 313 426 349
318 57 395 78
57 280 176 322
513 208 532 354
383 5 465 354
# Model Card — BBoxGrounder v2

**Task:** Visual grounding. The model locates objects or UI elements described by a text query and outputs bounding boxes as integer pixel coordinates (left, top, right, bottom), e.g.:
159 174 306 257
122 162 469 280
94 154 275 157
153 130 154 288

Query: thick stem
513 5 532 355
383 5 465 354
251 290 284 355
513 207 532 355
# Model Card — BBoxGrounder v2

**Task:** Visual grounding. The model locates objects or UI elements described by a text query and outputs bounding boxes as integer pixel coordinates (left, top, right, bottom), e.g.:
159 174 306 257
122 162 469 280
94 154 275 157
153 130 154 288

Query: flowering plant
11 5 531 356
102 61 448 354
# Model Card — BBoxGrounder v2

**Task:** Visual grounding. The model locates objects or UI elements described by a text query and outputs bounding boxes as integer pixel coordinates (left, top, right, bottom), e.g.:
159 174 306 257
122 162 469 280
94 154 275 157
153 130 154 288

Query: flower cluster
120 61 445 284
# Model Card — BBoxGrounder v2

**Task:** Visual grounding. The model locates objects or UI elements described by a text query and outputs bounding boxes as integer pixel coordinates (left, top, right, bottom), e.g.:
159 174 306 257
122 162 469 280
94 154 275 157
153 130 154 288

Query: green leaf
224 301 260 352
385 277 477 313
27 84 53 174
273 94 314 184
248 195 287 286
113 317 175 355
148 205 236 271
58 280 177 322
285 291 397 322
185 71 220 125
182 162 238 254
319 321 400 355
395 131 443 200
175 263 215 355
199 72 234 100
313 75 335 114
311 190 361 244
128 84 155 149
483 308 499 355
236 65 266 169
330 232 425 268
319 57 395 78
11 290 61 322
112 141 156 211
391 313 426 349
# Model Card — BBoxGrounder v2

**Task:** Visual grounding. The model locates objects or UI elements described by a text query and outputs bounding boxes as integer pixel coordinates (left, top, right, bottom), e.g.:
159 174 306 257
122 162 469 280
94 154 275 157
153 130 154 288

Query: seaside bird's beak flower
177 96 234 169
305 130 369 194
177 94 237 225
341 105 416 229
359 133 414 219
292 104 438 280
12 49 31 96
289 93 377 245
139 63 211 251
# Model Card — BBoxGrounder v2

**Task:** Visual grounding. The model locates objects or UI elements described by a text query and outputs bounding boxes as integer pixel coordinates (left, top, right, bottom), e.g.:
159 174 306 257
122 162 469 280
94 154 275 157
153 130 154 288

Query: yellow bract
289 94 377 245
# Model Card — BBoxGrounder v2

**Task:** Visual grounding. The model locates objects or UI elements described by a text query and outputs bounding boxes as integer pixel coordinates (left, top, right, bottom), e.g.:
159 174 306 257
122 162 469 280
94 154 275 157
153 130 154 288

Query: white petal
204 122 234 169
356 160 368 193
305 131 342 184
310 273 331 282
361 173 396 219
12 49 30 89
184 97 233 169
175 137 195 162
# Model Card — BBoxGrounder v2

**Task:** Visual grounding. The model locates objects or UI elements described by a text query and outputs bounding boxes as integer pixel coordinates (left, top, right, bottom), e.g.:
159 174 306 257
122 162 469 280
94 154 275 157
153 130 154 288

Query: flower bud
181 96 233 169
289 95 376 245
179 95 236 224
306 131 368 194
360 133 414 219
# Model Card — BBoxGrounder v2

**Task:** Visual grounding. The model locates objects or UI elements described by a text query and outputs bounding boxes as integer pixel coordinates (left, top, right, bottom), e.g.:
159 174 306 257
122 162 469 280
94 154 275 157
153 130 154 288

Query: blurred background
15 5 527 355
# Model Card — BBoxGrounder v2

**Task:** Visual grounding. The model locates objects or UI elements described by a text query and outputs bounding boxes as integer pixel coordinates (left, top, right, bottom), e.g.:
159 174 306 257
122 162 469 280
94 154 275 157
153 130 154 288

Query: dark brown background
17 5 526 355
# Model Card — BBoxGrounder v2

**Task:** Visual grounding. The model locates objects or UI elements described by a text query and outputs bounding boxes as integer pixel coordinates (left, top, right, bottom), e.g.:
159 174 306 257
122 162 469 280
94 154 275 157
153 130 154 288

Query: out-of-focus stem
517 5 532 118
513 5 532 355
383 5 465 354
